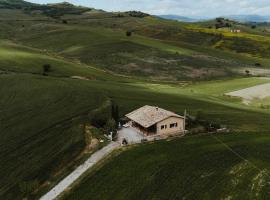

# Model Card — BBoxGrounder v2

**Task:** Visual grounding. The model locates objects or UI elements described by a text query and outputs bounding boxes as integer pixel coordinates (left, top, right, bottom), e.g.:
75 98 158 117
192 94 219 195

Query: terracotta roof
125 105 184 128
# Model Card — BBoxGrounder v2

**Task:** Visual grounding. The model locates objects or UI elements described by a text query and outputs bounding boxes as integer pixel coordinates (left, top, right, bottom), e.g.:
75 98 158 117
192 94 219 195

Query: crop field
0 74 108 199
2 71 270 199
62 133 270 200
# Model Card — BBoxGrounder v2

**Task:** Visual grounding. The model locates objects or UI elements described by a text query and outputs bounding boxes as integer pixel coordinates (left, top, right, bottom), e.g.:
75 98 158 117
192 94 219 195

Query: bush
245 70 250 76
125 11 149 18
126 31 132 37
89 108 110 128
104 118 116 134
42 64 51 75
255 63 261 67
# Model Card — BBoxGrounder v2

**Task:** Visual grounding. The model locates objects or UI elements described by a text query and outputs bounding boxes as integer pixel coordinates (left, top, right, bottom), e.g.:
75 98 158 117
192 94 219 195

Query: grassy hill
62 133 270 200
1 1 270 81
1 1 270 199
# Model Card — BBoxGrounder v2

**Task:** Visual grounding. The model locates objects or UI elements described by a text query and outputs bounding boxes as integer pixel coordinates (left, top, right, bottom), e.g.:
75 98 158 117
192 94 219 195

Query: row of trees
89 100 120 141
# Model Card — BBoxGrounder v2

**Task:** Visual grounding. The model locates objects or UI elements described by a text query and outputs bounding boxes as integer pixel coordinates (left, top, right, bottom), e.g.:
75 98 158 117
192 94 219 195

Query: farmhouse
230 29 241 33
126 105 185 136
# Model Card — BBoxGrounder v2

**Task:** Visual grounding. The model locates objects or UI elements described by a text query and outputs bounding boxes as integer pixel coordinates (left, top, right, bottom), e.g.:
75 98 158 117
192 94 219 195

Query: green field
62 133 270 200
1 1 270 199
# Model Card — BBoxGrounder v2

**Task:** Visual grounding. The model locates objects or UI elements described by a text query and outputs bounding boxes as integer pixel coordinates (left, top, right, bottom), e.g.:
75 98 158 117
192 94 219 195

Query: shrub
42 64 51 75
245 70 250 76
255 63 261 67
104 118 116 134
125 11 149 18
126 31 132 37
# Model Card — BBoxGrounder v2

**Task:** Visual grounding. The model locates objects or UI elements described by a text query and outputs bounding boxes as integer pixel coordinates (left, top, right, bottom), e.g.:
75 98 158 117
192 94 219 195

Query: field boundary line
211 135 264 173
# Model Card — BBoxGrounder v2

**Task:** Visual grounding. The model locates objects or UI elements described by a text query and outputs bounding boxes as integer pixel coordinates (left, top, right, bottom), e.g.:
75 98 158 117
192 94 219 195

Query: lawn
62 133 270 200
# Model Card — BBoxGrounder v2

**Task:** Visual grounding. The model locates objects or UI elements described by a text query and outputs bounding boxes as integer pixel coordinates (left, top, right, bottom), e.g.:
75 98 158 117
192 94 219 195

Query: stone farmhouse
125 105 185 136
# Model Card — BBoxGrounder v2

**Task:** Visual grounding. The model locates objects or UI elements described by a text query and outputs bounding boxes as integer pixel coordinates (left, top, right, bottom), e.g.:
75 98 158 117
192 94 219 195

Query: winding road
40 142 120 200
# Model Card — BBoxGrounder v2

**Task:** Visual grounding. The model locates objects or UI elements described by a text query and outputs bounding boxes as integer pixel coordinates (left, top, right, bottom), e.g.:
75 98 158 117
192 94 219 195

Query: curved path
40 142 120 200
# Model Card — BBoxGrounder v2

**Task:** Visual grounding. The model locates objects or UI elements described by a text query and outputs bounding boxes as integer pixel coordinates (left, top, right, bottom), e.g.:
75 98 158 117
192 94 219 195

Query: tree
195 110 205 122
104 118 116 132
62 20 68 24
255 63 261 67
42 64 51 75
251 25 257 29
111 100 120 127
126 31 132 37
104 118 117 140
245 70 250 76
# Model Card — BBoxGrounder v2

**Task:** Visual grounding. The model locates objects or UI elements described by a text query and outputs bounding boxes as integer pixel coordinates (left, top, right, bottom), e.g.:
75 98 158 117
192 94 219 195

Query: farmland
1 1 270 199
62 133 270 200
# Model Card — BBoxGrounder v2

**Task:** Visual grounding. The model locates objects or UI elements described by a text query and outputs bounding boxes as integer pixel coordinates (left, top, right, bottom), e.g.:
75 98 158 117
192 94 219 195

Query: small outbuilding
125 105 185 136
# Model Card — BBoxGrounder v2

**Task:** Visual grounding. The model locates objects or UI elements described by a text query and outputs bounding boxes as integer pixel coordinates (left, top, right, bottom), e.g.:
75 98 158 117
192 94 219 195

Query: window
170 123 178 128
161 125 167 130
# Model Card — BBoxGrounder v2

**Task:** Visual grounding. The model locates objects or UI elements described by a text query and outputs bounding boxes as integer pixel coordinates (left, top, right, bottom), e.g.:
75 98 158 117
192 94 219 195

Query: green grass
1 17 267 81
1 4 270 200
1 39 270 199
62 133 270 200
0 74 109 199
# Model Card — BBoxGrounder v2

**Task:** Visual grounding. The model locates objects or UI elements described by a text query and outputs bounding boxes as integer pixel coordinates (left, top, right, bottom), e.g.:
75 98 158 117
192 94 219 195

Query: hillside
62 133 270 200
158 15 199 22
1 1 270 81
1 1 270 200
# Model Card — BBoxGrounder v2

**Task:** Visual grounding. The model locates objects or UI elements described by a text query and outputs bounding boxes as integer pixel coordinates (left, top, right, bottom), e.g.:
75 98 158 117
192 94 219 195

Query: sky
27 0 270 18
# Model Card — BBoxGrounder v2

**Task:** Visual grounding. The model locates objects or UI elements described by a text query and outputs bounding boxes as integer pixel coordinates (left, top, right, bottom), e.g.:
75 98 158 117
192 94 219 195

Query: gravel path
40 142 120 200
226 83 270 103
118 127 144 144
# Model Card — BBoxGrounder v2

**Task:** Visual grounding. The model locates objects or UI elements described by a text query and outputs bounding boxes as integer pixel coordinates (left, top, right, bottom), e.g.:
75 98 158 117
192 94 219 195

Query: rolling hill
158 15 199 22
1 1 270 199
225 15 270 23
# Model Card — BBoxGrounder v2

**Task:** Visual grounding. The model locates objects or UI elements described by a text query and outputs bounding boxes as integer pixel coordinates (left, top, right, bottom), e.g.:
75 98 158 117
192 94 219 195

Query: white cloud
28 0 270 17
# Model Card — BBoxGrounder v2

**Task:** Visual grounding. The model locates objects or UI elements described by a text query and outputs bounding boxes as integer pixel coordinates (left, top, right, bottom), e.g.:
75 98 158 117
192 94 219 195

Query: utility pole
183 109 187 134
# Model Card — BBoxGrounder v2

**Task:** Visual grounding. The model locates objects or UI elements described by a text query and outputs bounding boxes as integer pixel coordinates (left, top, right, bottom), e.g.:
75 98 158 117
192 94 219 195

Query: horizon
26 0 270 18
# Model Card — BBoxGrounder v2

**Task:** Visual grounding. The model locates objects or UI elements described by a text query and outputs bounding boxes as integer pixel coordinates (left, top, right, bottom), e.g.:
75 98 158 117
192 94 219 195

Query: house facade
125 105 185 136
156 116 185 135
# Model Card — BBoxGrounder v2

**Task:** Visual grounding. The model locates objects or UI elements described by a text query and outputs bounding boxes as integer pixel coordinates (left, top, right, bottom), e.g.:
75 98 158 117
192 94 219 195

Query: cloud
28 0 270 17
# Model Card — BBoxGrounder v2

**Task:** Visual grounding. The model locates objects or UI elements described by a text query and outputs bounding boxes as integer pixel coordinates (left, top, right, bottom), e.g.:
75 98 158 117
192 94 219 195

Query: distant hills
0 0 92 17
158 15 200 22
159 14 270 23
224 15 270 23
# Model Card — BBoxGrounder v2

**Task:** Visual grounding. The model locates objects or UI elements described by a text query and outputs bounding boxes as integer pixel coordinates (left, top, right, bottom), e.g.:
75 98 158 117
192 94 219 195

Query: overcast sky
27 0 270 17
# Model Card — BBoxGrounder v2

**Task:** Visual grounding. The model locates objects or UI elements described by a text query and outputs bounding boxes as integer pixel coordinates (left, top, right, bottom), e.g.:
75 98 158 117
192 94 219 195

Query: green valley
1 0 270 199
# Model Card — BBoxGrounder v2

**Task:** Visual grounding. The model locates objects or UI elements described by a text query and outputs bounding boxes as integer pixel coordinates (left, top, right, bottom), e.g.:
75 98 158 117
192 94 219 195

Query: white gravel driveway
39 142 120 200
118 127 144 144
